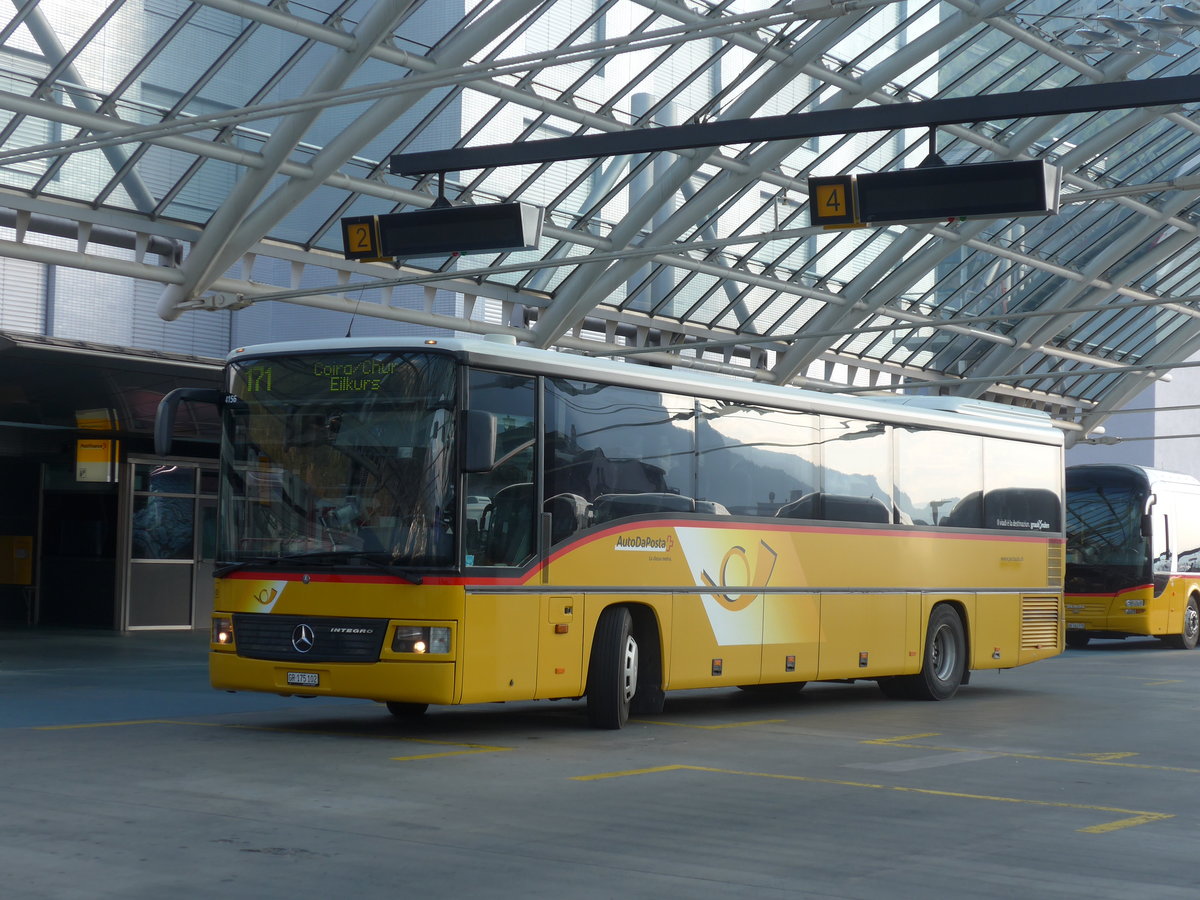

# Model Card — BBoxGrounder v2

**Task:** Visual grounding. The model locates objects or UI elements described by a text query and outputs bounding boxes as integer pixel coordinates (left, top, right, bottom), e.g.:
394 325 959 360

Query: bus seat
984 487 1062 531
482 482 535 566
776 492 891 524
592 492 695 524
544 492 589 544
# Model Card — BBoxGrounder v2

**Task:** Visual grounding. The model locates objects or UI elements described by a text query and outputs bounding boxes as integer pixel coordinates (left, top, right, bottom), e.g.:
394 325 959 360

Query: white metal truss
1 0 1200 444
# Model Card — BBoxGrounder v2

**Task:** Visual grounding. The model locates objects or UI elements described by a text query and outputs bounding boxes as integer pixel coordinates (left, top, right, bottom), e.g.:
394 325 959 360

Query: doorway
122 460 217 630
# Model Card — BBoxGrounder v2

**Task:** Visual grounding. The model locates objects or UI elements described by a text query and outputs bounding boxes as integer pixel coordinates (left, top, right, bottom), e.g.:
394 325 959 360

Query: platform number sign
807 175 859 227
340 215 387 261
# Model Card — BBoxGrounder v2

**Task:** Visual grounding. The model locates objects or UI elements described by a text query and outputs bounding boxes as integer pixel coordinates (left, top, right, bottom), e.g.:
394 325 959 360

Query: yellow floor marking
862 737 1200 774
1074 752 1138 762
390 738 513 761
631 718 786 730
35 719 178 730
871 733 942 743
571 764 1172 833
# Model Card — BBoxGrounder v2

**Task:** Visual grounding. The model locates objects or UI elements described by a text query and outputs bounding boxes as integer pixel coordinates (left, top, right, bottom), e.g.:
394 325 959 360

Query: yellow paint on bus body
210 521 1062 708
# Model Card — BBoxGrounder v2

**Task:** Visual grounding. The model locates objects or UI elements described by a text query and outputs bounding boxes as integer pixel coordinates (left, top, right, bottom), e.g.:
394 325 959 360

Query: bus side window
1151 511 1171 574
465 369 536 567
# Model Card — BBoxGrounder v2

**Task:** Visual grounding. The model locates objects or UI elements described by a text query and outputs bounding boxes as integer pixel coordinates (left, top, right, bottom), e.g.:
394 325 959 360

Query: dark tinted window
895 428 983 527
697 400 819 516
544 378 695 525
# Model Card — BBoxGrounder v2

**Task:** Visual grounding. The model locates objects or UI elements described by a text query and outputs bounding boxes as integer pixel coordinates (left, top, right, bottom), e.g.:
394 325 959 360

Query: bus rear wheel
1163 595 1200 650
884 605 966 701
1065 631 1090 649
587 606 638 729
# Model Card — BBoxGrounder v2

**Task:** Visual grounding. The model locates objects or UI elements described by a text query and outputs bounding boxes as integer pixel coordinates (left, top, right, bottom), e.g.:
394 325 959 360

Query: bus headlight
393 626 451 654
212 616 235 646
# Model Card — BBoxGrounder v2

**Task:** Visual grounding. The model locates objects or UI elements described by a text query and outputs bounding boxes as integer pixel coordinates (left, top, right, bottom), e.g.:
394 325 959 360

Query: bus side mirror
1141 514 1153 538
462 409 497 473
155 388 226 456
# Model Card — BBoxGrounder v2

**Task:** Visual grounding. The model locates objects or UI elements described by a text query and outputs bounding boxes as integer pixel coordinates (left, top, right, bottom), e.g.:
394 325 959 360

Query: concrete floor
1 627 1197 899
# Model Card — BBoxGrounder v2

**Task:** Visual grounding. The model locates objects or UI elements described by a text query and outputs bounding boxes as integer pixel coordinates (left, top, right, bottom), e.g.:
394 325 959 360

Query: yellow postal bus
1065 464 1200 649
158 336 1064 728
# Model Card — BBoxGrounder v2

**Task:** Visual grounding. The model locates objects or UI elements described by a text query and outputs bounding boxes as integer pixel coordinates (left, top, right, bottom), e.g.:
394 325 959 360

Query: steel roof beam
389 74 1200 176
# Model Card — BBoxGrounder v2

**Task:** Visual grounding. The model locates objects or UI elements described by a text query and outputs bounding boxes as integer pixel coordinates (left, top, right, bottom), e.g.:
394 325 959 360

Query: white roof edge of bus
227 337 1062 443
1068 462 1200 486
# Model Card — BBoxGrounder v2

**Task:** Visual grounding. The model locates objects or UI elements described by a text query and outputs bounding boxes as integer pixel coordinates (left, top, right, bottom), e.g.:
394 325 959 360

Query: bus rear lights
393 626 451 654
212 616 235 646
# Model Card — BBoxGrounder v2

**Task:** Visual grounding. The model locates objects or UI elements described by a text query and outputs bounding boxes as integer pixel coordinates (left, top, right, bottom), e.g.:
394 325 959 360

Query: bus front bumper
210 651 458 705
1065 595 1151 636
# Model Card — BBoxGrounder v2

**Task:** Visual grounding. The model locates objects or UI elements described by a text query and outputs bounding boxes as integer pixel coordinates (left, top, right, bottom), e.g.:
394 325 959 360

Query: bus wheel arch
627 604 665 715
877 602 968 701
883 602 968 701
915 602 967 699
1163 593 1200 650
586 605 640 729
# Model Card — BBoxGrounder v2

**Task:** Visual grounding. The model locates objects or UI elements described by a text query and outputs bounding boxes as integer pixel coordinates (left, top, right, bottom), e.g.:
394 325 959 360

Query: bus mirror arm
462 409 498 473
155 387 227 456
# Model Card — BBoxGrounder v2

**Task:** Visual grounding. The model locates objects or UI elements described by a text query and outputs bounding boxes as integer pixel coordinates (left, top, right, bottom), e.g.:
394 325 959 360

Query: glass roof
3 0 1200 444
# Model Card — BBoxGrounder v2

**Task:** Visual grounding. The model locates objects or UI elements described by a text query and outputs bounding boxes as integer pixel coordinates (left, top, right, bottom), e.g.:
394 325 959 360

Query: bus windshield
219 351 457 568
1065 473 1150 592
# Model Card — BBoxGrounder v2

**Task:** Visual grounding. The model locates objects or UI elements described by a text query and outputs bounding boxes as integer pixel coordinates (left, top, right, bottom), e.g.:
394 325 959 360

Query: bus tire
876 677 912 699
628 609 665 715
385 701 429 720
1065 631 1090 649
1163 595 1200 650
587 606 638 729
907 604 967 701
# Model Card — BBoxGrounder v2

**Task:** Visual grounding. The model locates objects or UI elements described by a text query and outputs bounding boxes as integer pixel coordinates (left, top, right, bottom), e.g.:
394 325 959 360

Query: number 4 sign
807 175 859 227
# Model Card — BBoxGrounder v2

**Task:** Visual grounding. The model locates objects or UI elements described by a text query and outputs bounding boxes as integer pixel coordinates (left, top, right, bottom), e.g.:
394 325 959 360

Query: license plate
287 672 319 686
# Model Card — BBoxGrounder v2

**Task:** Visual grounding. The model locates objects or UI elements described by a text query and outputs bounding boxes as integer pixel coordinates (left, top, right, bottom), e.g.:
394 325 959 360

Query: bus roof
228 335 1064 445
1067 463 1200 489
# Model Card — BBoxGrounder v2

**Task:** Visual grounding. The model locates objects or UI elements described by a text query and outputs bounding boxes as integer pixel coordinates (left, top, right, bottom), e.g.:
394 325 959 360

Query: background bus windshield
1065 478 1149 592
221 351 457 567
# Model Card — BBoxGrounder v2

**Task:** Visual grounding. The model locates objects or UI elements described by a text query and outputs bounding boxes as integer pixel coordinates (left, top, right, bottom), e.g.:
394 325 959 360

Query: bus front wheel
1163 595 1200 650
386 701 429 720
587 606 638 729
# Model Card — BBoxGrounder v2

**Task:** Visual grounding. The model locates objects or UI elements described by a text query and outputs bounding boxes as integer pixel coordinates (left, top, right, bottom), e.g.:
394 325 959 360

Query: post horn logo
699 539 778 611
255 587 279 606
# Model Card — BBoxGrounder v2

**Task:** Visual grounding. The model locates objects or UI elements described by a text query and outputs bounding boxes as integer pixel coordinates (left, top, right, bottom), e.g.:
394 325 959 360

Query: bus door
1151 503 1171 600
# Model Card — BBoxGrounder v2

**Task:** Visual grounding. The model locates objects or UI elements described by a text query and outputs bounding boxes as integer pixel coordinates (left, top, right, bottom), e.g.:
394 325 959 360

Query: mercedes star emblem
291 623 316 654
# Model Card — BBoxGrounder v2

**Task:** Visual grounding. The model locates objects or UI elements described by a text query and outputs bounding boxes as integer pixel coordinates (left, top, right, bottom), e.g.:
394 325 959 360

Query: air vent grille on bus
1020 596 1061 649
1046 543 1064 589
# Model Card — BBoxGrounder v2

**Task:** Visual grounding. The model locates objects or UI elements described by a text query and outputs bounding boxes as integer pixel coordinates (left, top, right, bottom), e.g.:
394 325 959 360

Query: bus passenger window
465 370 536 567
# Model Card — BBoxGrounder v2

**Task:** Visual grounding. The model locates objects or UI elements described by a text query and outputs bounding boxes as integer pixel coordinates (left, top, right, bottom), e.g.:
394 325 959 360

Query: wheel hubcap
931 625 957 681
1185 603 1199 641
622 635 639 703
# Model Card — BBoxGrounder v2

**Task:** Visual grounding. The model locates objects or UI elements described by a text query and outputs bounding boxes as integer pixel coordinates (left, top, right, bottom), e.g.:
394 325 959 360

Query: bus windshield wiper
215 551 355 576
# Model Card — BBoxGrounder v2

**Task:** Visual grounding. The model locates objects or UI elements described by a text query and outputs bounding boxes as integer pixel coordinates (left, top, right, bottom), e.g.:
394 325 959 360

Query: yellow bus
157 335 1064 728
1065 464 1200 649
